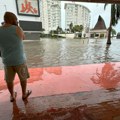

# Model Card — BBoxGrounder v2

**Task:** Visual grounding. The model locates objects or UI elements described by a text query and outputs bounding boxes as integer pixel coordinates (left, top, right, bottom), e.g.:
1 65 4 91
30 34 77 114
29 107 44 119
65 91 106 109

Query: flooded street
0 38 120 69
1 38 120 120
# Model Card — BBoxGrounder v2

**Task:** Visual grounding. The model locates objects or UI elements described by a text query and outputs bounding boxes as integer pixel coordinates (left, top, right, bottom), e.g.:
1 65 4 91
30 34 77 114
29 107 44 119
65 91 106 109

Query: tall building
40 0 61 34
64 3 90 36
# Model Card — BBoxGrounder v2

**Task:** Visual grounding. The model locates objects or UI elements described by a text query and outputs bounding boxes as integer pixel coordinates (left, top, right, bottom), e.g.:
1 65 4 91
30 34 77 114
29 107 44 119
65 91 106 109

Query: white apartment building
40 0 61 34
65 3 90 36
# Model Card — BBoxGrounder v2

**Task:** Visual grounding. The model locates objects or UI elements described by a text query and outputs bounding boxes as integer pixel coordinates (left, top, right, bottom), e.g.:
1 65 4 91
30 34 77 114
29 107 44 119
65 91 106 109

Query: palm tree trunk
107 6 112 44
107 19 112 44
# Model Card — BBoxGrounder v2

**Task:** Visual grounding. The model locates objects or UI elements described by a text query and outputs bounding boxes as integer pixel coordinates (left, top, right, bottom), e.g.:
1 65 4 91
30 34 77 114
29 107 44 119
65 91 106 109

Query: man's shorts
4 63 30 83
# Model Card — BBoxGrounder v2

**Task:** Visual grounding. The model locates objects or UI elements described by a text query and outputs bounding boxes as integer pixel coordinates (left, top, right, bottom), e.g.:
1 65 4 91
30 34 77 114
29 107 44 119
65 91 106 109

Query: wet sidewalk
1 62 120 120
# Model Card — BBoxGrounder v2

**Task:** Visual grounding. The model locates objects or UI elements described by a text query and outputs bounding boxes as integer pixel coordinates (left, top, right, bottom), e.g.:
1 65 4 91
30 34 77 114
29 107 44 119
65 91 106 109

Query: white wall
0 0 41 25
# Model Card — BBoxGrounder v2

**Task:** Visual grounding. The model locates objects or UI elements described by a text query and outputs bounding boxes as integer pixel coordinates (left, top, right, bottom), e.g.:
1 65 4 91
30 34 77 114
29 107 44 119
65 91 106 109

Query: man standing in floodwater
0 11 32 102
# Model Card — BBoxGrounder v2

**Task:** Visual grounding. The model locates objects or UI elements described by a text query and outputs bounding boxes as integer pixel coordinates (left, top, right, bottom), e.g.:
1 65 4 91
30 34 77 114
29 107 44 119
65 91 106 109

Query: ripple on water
0 38 120 69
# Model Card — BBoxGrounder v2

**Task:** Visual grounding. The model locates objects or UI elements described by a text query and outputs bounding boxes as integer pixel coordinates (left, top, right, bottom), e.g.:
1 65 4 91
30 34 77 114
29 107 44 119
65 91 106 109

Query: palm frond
111 4 116 26
116 4 120 19
104 3 108 10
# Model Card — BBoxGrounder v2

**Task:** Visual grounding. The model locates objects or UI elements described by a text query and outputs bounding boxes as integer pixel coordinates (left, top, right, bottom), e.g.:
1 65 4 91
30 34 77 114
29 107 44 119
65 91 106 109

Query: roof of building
60 0 120 4
92 15 107 30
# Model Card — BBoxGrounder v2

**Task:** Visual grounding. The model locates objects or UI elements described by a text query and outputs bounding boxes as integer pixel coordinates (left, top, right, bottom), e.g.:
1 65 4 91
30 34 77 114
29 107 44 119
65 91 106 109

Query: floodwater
0 38 120 69
1 38 120 120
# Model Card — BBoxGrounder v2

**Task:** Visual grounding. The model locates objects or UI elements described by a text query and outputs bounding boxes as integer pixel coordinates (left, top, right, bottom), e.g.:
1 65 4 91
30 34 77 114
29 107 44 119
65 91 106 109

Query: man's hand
16 26 25 40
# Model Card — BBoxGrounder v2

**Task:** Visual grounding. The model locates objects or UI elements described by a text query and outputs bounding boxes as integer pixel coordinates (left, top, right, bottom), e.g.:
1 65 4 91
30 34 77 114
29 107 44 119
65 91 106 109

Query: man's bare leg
20 80 32 100
20 80 27 97
6 82 17 102
6 82 14 97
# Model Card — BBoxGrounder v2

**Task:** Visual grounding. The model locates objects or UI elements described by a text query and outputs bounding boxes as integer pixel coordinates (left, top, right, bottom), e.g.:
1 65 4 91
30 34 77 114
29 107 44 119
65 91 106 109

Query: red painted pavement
1 62 120 120
1 62 120 99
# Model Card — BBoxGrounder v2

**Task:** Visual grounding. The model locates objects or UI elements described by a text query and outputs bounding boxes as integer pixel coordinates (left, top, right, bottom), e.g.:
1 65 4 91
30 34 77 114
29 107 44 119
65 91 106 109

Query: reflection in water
27 67 62 83
90 62 120 89
45 67 62 75
0 67 62 90
12 101 28 120
104 44 111 62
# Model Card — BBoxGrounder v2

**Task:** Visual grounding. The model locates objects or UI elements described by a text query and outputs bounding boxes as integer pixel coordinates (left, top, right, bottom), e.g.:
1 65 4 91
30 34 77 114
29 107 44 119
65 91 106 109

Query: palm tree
111 28 116 37
104 4 120 44
79 25 84 32
69 22 73 33
56 26 61 34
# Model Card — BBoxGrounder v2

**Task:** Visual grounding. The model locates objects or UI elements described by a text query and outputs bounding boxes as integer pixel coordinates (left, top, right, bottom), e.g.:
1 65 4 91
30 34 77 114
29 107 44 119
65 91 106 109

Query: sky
61 1 120 33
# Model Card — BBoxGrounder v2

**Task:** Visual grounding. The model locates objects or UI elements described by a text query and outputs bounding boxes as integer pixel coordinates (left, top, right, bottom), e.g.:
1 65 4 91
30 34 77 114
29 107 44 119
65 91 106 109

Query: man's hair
4 12 17 25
